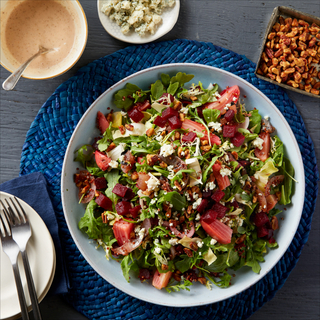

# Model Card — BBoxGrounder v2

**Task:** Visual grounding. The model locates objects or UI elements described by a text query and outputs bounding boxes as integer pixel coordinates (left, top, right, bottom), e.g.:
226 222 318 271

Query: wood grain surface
0 1 319 319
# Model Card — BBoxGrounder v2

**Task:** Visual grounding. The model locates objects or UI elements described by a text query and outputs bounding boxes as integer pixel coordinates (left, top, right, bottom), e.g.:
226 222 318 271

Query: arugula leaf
238 128 258 142
271 135 284 167
249 109 262 134
165 280 193 293
175 254 192 273
114 83 141 111
202 154 221 184
74 145 94 167
97 125 114 151
78 200 99 238
170 72 194 87
206 271 232 288
163 191 187 211
167 82 179 96
105 170 121 206
121 254 138 282
86 166 105 177
161 73 171 87
279 157 294 205
202 109 220 124
151 80 165 100
234 104 246 123
205 250 239 272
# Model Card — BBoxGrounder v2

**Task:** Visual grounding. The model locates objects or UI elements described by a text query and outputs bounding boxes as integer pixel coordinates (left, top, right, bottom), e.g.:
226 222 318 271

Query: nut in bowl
0 0 88 80
255 6 320 99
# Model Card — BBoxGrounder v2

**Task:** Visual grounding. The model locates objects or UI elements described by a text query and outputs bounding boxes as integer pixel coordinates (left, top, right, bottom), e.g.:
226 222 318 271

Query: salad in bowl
73 71 295 293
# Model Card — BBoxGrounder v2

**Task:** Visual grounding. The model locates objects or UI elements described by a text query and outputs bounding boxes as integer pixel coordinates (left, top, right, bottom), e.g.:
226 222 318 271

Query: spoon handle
2 50 43 91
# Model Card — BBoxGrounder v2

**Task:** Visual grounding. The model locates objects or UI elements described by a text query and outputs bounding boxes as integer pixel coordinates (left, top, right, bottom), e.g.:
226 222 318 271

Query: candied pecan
257 68 264 75
262 52 269 62
200 145 212 153
279 16 285 25
272 57 279 66
200 139 209 146
235 234 247 244
173 272 181 282
186 205 193 216
294 72 302 83
173 100 182 111
161 264 168 271
184 149 190 159
307 48 317 57
284 67 295 74
159 161 167 168
273 22 280 32
284 17 292 26
146 127 155 137
174 180 183 192
183 248 193 257
265 48 274 59
130 231 135 239
106 111 113 123
311 88 320 95
147 154 159 166
106 142 116 152
198 277 207 285
190 96 198 101
119 125 126 135
252 195 257 203
287 80 299 88
298 20 309 27
174 131 180 140
101 212 108 224
189 242 198 251
179 215 185 224
125 124 134 131
165 208 172 219
268 32 276 40
131 171 139 180
292 18 299 27
313 82 320 90
305 84 312 93
271 216 279 230
179 113 185 122
286 28 299 37
231 151 238 160
208 172 215 182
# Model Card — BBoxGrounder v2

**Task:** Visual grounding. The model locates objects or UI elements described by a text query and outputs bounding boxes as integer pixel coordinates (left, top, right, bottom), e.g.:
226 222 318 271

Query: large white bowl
61 63 305 307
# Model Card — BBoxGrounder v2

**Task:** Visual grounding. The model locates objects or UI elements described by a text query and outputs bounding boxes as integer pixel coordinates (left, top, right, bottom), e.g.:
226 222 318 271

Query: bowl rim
97 0 180 44
61 63 305 307
0 0 88 80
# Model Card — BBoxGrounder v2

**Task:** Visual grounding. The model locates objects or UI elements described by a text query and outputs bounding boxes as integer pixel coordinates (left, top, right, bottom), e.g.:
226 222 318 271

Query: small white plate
0 191 56 320
97 0 180 44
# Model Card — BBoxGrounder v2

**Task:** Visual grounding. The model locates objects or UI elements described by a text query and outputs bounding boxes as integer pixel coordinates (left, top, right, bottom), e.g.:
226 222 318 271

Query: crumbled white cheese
109 160 118 168
252 137 264 150
120 111 127 117
154 239 159 244
220 141 231 151
233 97 237 101
210 238 217 245
107 213 114 220
197 240 204 248
134 225 141 233
235 216 244 227
206 181 216 191
215 92 221 98
193 192 199 200
208 121 222 132
169 238 179 246
169 223 173 226
180 107 189 114
195 213 200 221
220 167 232 177
154 247 162 254
264 115 269 120
150 198 156 205
146 173 160 191
138 228 146 239
160 144 175 157
199 252 202 256
193 198 202 209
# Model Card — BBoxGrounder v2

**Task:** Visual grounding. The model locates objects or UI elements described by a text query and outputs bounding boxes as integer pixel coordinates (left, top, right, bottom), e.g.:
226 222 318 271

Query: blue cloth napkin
0 172 69 295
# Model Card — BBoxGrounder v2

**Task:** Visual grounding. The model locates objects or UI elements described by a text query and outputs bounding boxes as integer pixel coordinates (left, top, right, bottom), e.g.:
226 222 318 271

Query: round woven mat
20 39 319 320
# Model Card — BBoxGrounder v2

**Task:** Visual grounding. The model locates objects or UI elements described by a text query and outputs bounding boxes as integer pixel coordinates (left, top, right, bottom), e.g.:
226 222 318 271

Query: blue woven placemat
20 39 319 320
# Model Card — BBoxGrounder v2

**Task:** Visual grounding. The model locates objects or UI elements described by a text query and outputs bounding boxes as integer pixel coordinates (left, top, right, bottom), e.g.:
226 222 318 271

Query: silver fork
1 198 42 320
0 207 29 320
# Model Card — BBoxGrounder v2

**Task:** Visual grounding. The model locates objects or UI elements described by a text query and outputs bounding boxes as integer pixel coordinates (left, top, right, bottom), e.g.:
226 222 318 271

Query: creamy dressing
3 0 76 72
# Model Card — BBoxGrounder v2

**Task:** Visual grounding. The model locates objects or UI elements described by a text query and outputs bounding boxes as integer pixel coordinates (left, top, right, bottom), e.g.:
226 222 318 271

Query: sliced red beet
113 219 134 246
252 212 270 227
96 111 109 134
129 205 141 218
136 100 151 111
202 190 212 198
116 201 132 216
154 115 167 128
223 124 237 138
128 108 144 122
123 188 135 201
238 160 251 167
257 226 268 238
95 151 111 171
224 109 235 122
182 131 197 143
201 209 219 224
197 199 209 213
162 107 179 120
94 177 107 190
112 183 129 197
229 200 239 208
95 193 113 211
138 268 151 281
211 203 228 219
137 156 145 165
231 132 245 147
266 229 274 240
168 116 182 129
211 190 225 202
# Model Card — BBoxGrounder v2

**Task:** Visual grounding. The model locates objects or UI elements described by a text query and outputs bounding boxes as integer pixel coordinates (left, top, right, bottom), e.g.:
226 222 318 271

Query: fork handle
12 262 30 320
21 250 42 320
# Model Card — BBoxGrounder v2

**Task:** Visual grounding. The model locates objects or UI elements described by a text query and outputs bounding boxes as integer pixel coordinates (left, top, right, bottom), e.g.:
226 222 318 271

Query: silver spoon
2 46 52 91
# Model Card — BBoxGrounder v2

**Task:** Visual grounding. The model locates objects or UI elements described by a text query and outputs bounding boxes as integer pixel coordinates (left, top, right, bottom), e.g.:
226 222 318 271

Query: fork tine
13 197 27 223
0 199 14 226
5 198 19 225
0 210 11 237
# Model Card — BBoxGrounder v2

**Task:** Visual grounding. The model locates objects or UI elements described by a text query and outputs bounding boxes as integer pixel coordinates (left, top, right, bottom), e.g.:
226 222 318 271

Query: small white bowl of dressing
0 0 88 80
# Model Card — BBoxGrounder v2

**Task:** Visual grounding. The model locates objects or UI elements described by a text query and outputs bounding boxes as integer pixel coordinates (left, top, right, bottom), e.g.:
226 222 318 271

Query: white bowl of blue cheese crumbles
98 0 180 43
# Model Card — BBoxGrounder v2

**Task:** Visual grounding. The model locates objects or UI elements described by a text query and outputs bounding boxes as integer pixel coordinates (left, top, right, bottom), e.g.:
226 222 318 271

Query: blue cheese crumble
102 0 176 36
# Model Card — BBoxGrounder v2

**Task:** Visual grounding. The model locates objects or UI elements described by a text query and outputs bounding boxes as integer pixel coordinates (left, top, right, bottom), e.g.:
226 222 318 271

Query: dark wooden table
1 1 319 319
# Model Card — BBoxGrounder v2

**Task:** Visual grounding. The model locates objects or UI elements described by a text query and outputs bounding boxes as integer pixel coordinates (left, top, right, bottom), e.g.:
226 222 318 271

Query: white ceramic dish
97 0 180 44
61 63 305 307
0 0 87 80
0 191 56 320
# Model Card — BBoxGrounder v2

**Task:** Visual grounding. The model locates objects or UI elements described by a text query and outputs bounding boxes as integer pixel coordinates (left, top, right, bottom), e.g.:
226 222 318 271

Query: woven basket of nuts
255 6 320 99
